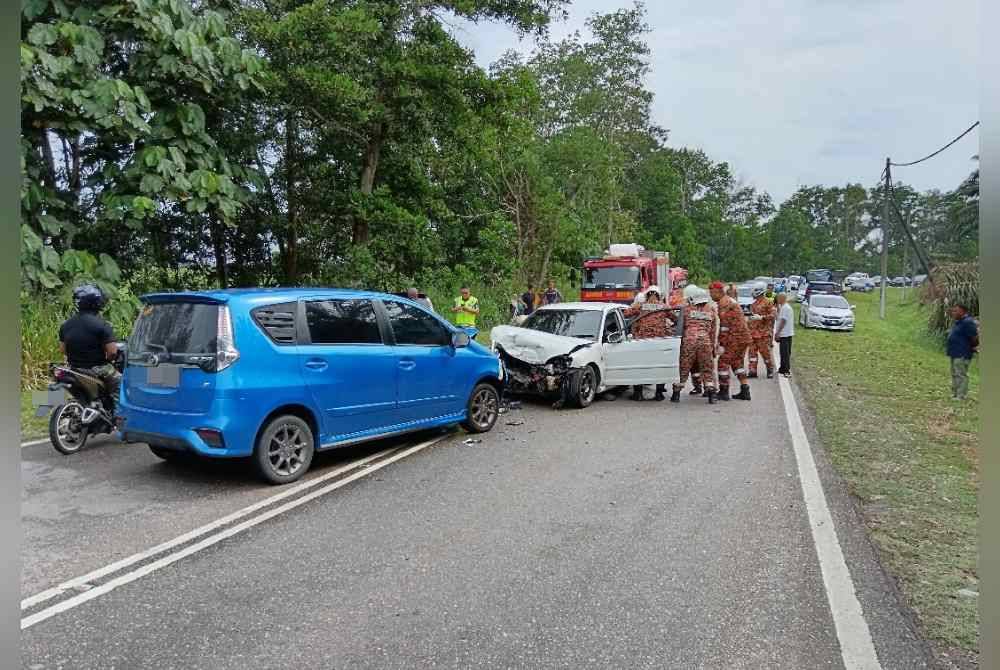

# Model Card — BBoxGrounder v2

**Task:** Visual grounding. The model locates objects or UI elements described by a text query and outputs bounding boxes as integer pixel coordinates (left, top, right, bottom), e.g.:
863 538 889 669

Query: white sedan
491 302 681 408
799 293 855 331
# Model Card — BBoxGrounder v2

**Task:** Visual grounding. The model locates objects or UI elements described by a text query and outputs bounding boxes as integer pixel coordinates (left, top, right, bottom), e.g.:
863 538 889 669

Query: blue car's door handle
398 360 416 371
305 359 328 371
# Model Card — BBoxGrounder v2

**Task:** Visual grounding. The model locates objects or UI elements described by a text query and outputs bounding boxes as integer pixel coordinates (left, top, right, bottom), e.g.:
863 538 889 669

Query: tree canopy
20 0 979 303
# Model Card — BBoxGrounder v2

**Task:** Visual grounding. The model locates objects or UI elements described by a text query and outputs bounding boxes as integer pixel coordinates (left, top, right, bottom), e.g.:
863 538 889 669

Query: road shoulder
786 375 939 669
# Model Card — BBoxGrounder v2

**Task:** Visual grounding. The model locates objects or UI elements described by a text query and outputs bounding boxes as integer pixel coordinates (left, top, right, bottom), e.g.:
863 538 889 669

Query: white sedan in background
491 302 681 408
799 293 855 331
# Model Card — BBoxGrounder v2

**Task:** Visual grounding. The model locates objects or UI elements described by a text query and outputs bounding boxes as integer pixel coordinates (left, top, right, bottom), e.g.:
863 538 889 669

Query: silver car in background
799 293 855 331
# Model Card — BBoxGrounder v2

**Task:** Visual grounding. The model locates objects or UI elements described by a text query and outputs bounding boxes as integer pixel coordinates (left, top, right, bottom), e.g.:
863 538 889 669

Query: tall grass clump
921 262 979 336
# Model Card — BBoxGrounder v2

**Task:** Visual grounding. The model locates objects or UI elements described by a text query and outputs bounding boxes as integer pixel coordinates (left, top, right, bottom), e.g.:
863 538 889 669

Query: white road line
21 446 397 610
21 438 49 448
22 433 448 630
775 350 882 670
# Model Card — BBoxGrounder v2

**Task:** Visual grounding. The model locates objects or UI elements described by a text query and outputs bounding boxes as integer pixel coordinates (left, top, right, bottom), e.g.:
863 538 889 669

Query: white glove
750 314 763 321
717 346 725 355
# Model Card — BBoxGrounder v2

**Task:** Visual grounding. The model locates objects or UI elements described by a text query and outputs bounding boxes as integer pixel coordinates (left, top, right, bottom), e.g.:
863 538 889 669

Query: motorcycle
33 342 127 455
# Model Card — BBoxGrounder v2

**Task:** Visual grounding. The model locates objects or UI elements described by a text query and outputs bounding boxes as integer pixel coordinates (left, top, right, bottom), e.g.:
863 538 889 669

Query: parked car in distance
912 274 928 286
796 283 808 303
491 302 681 409
871 275 882 287
804 281 842 301
850 279 874 292
736 284 754 314
799 293 855 331
119 289 504 484
787 275 803 291
888 276 911 287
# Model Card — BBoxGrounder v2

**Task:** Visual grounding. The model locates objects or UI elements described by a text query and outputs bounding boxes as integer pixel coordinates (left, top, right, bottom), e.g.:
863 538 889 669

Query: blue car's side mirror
452 331 471 348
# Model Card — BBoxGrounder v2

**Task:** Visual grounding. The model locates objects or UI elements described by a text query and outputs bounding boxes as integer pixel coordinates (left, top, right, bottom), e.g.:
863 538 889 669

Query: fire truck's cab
580 244 671 305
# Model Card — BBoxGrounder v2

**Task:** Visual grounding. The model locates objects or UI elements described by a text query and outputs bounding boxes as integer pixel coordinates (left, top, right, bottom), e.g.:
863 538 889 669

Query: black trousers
778 336 792 374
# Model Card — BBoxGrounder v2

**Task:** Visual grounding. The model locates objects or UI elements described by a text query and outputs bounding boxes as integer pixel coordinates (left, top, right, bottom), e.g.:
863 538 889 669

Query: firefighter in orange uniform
709 281 752 401
671 288 719 404
622 285 677 401
747 282 777 378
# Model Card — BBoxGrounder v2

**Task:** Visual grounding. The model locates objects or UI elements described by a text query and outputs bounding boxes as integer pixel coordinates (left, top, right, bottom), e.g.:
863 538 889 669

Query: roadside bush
920 262 979 336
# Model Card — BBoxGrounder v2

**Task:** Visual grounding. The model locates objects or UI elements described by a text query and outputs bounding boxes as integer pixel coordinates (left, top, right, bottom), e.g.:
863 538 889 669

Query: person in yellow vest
451 286 480 331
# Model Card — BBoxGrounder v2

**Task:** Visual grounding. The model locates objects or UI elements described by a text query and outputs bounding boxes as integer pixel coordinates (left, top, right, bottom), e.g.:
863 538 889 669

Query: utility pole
880 158 890 319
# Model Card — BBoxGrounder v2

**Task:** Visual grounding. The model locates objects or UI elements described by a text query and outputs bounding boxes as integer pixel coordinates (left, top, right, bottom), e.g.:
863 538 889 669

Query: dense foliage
21 0 979 321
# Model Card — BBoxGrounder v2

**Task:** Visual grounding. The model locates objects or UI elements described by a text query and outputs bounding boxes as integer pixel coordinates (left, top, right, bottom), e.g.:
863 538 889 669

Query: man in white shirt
774 293 794 377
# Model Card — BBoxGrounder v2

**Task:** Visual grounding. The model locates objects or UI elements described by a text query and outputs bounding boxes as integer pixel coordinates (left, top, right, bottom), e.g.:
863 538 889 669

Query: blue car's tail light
216 305 240 372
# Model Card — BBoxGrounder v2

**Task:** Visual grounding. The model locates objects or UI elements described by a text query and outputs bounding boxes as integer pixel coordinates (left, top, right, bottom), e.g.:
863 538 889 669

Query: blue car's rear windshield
129 302 219 362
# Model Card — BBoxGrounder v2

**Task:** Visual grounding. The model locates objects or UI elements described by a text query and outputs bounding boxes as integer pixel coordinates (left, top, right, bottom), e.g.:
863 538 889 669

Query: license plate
147 364 181 387
32 387 67 417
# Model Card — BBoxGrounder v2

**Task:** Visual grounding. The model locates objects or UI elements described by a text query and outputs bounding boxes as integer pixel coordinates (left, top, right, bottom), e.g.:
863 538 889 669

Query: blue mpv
119 289 503 484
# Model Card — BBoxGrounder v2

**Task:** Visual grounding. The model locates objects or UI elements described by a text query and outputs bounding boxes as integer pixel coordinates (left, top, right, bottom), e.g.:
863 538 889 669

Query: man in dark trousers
59 284 121 403
521 284 536 316
947 303 978 400
774 292 794 377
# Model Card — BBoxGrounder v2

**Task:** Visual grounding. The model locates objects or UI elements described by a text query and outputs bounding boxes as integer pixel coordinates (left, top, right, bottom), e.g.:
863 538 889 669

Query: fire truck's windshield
583 267 641 289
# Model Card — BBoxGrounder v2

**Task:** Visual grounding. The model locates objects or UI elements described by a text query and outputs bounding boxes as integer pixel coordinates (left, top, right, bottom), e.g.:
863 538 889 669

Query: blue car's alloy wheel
462 383 499 434
255 415 315 485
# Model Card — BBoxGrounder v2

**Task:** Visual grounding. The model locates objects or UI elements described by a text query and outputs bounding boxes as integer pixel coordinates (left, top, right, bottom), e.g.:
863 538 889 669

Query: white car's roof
536 301 619 312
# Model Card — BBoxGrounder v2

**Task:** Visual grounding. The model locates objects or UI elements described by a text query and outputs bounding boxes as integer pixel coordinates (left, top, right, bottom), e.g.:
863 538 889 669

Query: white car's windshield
810 295 850 309
522 309 603 340
737 286 752 298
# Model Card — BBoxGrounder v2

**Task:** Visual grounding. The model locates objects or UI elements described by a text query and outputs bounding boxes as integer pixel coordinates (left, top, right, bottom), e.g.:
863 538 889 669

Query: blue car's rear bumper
118 397 253 458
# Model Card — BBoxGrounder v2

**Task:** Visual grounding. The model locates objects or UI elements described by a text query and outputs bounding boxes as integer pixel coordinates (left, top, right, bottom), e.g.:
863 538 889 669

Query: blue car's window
305 300 381 345
383 301 449 346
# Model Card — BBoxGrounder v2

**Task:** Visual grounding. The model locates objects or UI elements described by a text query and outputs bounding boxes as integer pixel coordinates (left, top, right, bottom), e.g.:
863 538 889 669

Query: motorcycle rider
59 284 121 406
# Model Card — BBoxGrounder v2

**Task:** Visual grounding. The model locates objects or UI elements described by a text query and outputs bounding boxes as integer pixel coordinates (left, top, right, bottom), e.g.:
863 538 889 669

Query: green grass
793 288 978 657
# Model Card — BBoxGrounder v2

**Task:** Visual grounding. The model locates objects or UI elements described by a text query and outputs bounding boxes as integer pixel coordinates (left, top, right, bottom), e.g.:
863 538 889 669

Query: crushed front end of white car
490 326 599 408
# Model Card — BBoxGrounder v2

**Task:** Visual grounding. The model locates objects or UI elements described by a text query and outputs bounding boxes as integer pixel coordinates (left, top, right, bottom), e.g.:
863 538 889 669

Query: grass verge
792 288 978 664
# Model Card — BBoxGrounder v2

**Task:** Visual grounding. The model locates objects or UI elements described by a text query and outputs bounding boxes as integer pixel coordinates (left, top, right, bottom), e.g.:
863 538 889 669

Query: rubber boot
689 384 702 396
707 389 717 404
717 385 730 401
670 386 681 403
702 387 710 397
766 368 774 379
631 385 643 401
748 370 758 379
654 384 666 402
733 384 752 401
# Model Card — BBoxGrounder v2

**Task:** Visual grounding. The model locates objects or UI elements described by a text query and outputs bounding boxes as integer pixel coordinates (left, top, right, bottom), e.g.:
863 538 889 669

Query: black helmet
73 283 106 312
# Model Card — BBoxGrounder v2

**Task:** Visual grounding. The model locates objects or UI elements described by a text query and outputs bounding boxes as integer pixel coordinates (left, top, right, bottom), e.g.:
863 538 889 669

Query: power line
889 121 979 167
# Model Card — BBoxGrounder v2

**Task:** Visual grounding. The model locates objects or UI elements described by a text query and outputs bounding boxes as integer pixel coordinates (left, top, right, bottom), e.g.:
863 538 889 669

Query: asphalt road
20 376 934 669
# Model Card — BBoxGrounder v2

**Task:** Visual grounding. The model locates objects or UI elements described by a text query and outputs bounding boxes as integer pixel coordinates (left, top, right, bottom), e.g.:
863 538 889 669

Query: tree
20 0 264 291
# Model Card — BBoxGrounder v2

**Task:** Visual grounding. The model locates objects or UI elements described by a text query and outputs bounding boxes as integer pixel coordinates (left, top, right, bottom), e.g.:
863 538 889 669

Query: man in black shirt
59 284 120 403
521 284 535 316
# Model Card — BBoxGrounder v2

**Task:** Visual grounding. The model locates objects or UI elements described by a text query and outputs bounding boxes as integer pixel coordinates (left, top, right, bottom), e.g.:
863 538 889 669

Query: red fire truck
580 244 672 305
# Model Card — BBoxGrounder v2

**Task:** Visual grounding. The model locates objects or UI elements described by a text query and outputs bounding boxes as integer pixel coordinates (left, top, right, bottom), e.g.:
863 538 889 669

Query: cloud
447 0 978 202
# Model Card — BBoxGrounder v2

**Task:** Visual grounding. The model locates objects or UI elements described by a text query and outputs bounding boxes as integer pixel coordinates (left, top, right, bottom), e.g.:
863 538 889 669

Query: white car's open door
601 308 681 386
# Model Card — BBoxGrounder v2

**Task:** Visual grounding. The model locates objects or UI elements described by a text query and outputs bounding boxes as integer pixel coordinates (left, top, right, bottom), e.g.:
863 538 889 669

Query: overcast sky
449 0 979 204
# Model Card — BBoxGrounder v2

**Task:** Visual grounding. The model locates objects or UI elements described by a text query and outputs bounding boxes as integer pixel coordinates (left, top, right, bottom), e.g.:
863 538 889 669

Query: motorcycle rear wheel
49 402 89 455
